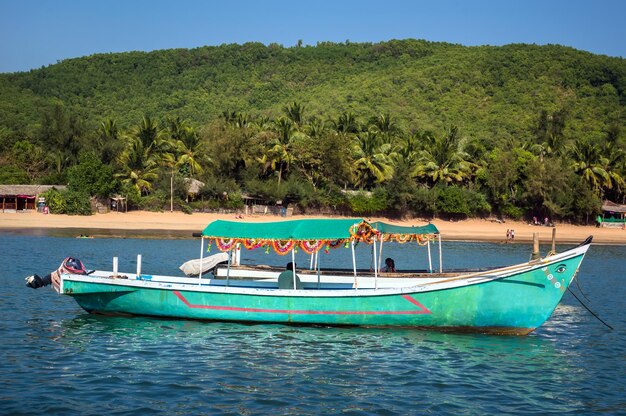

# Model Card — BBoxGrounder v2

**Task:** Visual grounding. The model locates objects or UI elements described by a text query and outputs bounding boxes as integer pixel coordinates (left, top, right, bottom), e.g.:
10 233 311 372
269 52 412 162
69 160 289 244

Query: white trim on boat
61 243 588 298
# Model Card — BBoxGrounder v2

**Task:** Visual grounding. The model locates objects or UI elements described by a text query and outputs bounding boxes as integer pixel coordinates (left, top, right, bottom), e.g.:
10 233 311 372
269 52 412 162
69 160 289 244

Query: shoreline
1 210 624 245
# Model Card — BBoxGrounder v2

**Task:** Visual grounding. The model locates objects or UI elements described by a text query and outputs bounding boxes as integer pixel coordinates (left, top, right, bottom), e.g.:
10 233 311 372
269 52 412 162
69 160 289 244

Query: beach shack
241 194 293 216
601 200 626 228
0 185 66 213
184 178 205 202
109 195 127 213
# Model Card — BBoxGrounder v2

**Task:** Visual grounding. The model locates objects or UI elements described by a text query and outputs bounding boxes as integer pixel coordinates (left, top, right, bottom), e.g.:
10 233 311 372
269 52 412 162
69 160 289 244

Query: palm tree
397 131 428 173
352 130 395 189
369 112 398 142
415 127 475 185
569 140 611 194
220 110 238 125
283 101 306 127
176 130 205 177
136 116 159 149
96 118 123 164
234 112 252 129
603 142 626 196
166 117 206 177
47 150 70 177
98 118 118 138
306 117 328 139
257 117 299 184
332 111 360 135
115 137 159 195
530 133 567 161
254 115 273 131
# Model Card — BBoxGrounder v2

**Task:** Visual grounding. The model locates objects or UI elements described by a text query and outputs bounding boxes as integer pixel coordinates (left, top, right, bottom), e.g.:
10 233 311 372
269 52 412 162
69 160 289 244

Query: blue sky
1 0 624 73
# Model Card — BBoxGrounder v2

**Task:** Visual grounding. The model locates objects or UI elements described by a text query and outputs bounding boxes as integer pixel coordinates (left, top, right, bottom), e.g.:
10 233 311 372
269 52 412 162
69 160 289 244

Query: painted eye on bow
555 265 567 273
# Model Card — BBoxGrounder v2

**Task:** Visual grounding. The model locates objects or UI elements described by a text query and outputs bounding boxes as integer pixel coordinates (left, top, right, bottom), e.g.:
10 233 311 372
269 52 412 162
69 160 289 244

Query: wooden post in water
531 233 541 260
551 227 556 254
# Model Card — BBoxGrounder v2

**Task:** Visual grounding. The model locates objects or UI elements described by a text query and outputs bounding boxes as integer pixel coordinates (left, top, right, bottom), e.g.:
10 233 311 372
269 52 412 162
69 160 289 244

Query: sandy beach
1 210 624 245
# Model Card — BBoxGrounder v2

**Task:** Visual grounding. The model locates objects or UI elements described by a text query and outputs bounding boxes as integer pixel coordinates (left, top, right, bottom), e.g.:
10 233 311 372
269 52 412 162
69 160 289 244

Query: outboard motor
25 273 50 289
26 257 88 289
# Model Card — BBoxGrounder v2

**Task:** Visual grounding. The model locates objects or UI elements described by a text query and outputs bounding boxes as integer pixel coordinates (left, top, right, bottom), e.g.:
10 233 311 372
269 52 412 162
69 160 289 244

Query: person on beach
506 229 511 242
511 229 515 240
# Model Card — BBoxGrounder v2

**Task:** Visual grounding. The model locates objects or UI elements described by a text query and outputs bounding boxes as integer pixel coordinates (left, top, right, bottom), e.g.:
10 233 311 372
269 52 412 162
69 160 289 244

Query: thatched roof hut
0 184 66 212
602 200 626 214
184 178 205 197
601 200 626 227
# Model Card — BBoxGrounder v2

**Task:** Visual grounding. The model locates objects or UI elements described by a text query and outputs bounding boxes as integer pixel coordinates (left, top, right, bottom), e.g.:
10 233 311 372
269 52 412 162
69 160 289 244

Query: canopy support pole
351 241 358 289
226 250 232 287
438 234 443 273
373 238 378 289
291 248 297 290
198 237 204 283
233 243 241 266
316 251 321 290
136 254 142 279
378 238 384 272
310 253 314 270
427 237 432 273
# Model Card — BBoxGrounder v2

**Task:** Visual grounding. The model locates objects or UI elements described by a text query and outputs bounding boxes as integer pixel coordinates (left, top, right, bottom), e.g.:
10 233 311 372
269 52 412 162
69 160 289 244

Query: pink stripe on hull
173 291 431 315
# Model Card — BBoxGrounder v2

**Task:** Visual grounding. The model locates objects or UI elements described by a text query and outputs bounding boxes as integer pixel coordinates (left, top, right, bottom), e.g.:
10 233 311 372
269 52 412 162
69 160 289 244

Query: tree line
2 101 624 223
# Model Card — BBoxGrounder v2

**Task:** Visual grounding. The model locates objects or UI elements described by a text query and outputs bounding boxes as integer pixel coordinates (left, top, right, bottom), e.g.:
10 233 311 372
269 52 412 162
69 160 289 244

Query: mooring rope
567 287 613 330
573 274 591 302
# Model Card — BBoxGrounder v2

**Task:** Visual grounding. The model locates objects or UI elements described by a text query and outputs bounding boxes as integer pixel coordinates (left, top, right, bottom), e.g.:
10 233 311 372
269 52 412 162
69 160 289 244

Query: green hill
1 40 624 138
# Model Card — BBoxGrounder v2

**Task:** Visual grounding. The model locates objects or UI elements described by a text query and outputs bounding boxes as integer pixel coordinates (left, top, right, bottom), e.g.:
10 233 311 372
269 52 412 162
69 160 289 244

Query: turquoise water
1 231 624 415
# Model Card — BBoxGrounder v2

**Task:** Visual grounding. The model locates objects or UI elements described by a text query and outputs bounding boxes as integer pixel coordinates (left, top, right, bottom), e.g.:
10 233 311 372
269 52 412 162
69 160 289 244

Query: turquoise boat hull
59 240 590 335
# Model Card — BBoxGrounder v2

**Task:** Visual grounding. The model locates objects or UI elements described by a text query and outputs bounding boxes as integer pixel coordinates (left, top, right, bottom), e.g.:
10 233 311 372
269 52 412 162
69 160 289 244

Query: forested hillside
0 39 624 221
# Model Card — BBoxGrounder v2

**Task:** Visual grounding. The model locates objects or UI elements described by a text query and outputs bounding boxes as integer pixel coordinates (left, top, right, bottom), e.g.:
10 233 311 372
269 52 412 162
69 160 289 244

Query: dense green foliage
40 188 91 215
0 40 624 221
67 152 116 197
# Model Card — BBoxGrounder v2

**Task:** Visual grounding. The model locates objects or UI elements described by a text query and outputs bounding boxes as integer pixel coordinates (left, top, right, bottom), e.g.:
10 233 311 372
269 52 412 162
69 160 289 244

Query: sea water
0 231 624 415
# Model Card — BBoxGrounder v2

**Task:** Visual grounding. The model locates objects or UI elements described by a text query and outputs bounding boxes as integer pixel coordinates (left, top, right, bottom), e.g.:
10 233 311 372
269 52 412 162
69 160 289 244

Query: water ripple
1 235 625 415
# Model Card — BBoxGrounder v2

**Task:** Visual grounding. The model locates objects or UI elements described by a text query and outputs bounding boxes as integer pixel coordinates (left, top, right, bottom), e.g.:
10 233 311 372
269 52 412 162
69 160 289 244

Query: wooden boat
27 219 592 335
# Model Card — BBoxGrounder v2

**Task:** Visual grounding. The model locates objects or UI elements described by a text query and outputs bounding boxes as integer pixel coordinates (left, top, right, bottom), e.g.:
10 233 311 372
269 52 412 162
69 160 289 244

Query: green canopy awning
370 221 439 235
202 218 366 240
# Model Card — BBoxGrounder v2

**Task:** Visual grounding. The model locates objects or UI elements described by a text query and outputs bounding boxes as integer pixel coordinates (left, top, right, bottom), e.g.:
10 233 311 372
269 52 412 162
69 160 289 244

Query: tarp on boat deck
179 252 229 276
370 222 439 235
202 218 366 240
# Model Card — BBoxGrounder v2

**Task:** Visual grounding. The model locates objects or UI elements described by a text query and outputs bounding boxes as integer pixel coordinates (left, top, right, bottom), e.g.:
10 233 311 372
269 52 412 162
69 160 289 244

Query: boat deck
215 264 497 279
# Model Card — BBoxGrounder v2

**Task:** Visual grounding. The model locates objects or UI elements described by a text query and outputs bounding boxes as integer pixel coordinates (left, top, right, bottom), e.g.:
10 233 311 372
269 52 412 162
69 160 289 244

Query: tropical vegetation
0 40 624 221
